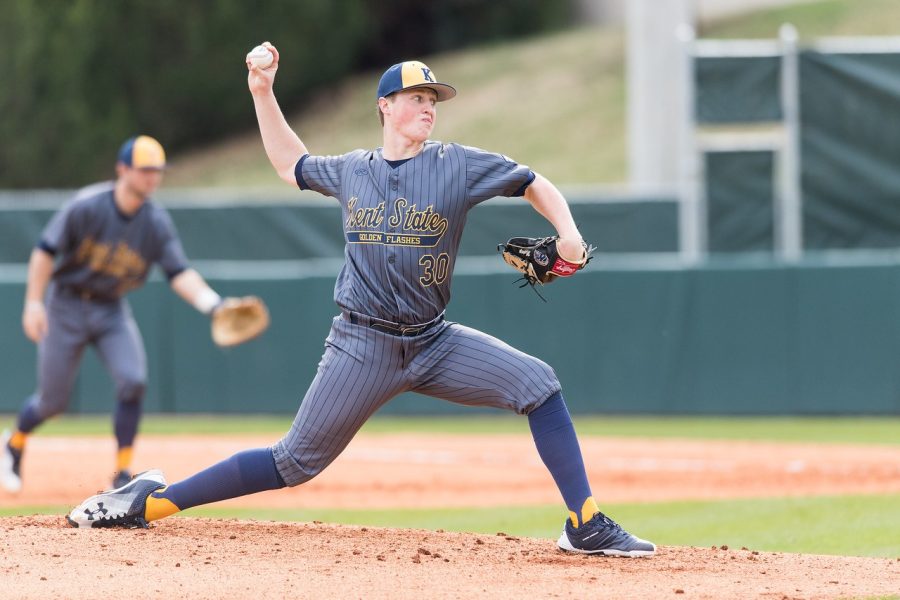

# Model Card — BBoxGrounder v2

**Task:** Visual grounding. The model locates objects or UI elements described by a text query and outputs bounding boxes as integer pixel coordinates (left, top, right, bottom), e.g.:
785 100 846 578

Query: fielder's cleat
111 469 133 490
67 469 166 529
557 512 656 557
1 429 23 494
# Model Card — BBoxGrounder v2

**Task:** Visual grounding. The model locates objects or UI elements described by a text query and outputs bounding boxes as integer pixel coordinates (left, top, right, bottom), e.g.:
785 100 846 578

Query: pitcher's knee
536 356 559 382
513 357 561 412
271 439 326 487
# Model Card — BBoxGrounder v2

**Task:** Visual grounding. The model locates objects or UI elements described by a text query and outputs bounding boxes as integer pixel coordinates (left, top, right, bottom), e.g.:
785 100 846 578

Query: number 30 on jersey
419 253 450 286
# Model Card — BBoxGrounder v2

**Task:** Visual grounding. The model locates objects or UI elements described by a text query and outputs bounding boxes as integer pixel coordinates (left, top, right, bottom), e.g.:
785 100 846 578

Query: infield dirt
2 516 899 599
2 433 899 599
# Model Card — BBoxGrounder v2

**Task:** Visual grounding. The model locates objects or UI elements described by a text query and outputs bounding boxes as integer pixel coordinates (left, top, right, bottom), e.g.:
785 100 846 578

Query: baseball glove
498 236 593 294
211 296 270 347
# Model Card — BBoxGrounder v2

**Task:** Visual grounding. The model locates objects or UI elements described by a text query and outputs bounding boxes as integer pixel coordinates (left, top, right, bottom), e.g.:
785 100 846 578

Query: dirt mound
4 434 899 598
2 516 898 599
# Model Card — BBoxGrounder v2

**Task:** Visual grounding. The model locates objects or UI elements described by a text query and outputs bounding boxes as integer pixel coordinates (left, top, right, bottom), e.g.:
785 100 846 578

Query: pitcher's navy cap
376 61 456 102
117 135 166 169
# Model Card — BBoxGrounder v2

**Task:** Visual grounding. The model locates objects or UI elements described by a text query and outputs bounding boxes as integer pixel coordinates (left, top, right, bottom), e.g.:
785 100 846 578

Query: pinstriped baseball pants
26 289 146 421
272 314 561 486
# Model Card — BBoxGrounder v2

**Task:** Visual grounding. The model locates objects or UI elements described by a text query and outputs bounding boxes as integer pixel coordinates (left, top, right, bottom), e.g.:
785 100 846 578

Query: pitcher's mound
2 515 897 599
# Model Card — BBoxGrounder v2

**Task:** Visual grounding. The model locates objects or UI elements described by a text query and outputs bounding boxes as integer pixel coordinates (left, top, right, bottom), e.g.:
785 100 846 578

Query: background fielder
67 45 655 557
1 136 231 493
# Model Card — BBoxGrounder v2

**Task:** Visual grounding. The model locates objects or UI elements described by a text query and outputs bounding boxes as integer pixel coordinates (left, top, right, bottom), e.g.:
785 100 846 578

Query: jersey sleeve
294 152 349 199
39 198 81 255
462 145 535 206
153 207 189 280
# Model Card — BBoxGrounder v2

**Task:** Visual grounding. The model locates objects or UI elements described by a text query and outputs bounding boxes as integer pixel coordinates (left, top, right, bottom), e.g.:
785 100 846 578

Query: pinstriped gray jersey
39 182 188 299
295 141 534 324
273 141 556 487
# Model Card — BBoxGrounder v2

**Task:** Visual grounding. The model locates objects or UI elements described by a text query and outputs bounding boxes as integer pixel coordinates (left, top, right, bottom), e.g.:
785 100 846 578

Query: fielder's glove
211 296 270 347
498 235 593 298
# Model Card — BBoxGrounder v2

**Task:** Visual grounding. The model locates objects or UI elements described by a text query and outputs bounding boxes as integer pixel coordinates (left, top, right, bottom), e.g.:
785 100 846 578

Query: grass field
7 493 897 558
8 413 899 444
3 414 897 558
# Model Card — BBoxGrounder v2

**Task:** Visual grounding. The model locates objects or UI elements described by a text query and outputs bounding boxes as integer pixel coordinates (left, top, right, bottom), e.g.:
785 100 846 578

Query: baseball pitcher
65 45 655 558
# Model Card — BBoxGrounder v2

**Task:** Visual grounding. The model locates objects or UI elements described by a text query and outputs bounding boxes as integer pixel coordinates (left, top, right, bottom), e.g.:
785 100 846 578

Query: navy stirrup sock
113 401 141 449
16 400 44 433
528 391 596 526
158 447 286 511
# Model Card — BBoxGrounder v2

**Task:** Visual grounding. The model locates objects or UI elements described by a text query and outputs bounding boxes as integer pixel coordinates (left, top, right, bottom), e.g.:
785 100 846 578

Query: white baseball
246 45 274 69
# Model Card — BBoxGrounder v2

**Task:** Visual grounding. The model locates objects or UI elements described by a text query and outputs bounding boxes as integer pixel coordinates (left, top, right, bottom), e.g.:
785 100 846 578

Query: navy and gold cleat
557 512 656 557
67 469 166 529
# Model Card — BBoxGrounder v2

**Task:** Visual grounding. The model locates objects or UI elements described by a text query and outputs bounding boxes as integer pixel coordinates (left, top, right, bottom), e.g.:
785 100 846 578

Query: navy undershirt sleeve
164 266 187 281
512 171 537 197
37 241 56 256
294 154 311 189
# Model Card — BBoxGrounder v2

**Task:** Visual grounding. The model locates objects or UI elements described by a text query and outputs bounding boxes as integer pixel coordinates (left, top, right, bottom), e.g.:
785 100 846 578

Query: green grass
0 414 296 436
703 0 900 39
192 493 900 558
5 414 898 445
365 415 900 445
9 494 897 558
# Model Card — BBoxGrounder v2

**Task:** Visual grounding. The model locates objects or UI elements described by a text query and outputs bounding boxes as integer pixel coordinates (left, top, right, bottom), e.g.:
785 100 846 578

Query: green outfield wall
2 255 899 416
0 195 678 262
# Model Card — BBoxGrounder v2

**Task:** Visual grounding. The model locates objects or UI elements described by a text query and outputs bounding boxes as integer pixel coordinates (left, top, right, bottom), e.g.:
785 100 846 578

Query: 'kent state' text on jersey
296 141 534 324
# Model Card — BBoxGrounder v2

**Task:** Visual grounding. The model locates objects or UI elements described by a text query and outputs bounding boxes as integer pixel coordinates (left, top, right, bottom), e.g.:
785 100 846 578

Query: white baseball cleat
1 429 23 494
67 469 167 528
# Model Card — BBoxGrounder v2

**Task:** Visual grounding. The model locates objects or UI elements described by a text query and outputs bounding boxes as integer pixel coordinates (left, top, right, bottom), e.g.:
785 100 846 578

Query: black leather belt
57 285 117 303
344 310 444 337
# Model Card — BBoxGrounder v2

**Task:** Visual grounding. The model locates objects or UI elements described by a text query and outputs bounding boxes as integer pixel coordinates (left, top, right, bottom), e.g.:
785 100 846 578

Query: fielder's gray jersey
295 141 534 324
40 182 188 299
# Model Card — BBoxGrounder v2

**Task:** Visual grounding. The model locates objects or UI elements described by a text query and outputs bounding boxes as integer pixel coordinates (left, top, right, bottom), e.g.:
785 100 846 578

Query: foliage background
0 0 573 187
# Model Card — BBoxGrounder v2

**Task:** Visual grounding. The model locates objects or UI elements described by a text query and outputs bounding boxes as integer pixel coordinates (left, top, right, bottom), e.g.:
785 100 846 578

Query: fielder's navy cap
376 61 456 102
117 135 166 169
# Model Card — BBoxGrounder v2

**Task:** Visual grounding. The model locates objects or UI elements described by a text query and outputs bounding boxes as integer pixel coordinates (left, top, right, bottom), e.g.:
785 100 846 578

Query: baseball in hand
246 44 274 69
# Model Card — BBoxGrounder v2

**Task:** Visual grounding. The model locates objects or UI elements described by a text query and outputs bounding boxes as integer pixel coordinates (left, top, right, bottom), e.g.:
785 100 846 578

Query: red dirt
2 433 899 599
2 516 898 600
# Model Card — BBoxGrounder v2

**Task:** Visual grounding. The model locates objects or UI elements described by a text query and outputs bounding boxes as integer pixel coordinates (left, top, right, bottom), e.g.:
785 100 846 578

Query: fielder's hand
22 301 48 343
